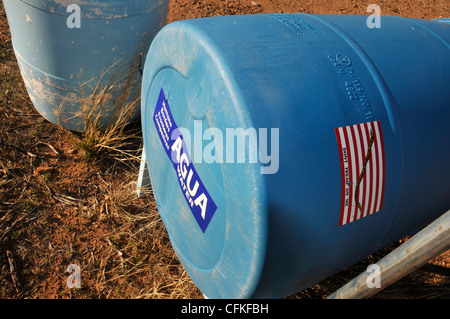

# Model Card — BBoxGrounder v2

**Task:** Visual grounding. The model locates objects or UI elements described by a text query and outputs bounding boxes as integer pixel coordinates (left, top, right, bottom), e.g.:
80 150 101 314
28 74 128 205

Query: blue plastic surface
4 0 169 131
140 14 450 299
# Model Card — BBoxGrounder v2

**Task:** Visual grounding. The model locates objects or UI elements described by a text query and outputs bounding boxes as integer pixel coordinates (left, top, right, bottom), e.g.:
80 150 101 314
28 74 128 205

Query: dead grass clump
56 56 144 163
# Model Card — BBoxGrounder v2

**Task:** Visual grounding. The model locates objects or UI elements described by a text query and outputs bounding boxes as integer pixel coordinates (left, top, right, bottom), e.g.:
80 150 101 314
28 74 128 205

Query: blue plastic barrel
4 0 169 132
139 14 450 299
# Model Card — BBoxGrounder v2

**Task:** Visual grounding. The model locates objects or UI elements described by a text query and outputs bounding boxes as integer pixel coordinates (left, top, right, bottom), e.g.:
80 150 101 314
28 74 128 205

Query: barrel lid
17 0 167 18
141 19 268 299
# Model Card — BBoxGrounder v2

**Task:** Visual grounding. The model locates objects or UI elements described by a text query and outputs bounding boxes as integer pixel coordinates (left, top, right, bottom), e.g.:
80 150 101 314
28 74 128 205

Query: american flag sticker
335 121 385 226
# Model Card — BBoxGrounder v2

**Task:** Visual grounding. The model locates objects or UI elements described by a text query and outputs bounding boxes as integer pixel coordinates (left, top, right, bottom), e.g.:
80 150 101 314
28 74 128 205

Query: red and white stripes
335 121 385 226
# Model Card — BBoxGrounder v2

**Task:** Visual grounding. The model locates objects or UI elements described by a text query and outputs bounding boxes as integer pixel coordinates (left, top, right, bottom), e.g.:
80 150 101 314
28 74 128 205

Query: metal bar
327 209 450 299
136 145 150 198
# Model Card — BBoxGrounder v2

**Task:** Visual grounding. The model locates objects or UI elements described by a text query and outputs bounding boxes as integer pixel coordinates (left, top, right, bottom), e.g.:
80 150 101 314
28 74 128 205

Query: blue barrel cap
141 20 269 299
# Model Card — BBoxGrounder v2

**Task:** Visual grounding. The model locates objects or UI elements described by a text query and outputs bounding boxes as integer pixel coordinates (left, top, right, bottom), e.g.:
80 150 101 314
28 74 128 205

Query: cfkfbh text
181 303 269 316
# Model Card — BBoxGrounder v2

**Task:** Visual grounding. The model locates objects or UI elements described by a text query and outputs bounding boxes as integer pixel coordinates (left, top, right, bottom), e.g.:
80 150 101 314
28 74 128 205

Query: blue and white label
153 89 217 233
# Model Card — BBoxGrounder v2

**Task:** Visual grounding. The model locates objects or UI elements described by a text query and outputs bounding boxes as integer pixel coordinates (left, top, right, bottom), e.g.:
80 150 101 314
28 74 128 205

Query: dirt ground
166 0 449 22
0 0 449 300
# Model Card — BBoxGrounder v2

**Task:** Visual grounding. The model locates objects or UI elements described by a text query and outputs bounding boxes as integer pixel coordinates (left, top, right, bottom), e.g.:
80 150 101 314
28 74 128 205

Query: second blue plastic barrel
4 0 169 132
140 14 450 299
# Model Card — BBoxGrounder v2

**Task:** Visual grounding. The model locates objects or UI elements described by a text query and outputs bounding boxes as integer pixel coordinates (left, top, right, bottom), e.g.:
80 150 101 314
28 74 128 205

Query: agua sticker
153 89 217 233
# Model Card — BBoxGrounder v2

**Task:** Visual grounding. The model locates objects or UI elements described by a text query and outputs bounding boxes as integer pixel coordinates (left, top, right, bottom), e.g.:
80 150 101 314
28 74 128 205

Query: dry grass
56 56 144 163
82 170 203 299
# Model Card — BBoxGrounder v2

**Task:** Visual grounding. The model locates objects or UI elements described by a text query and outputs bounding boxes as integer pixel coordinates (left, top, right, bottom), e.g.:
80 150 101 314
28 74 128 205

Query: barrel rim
11 0 169 19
